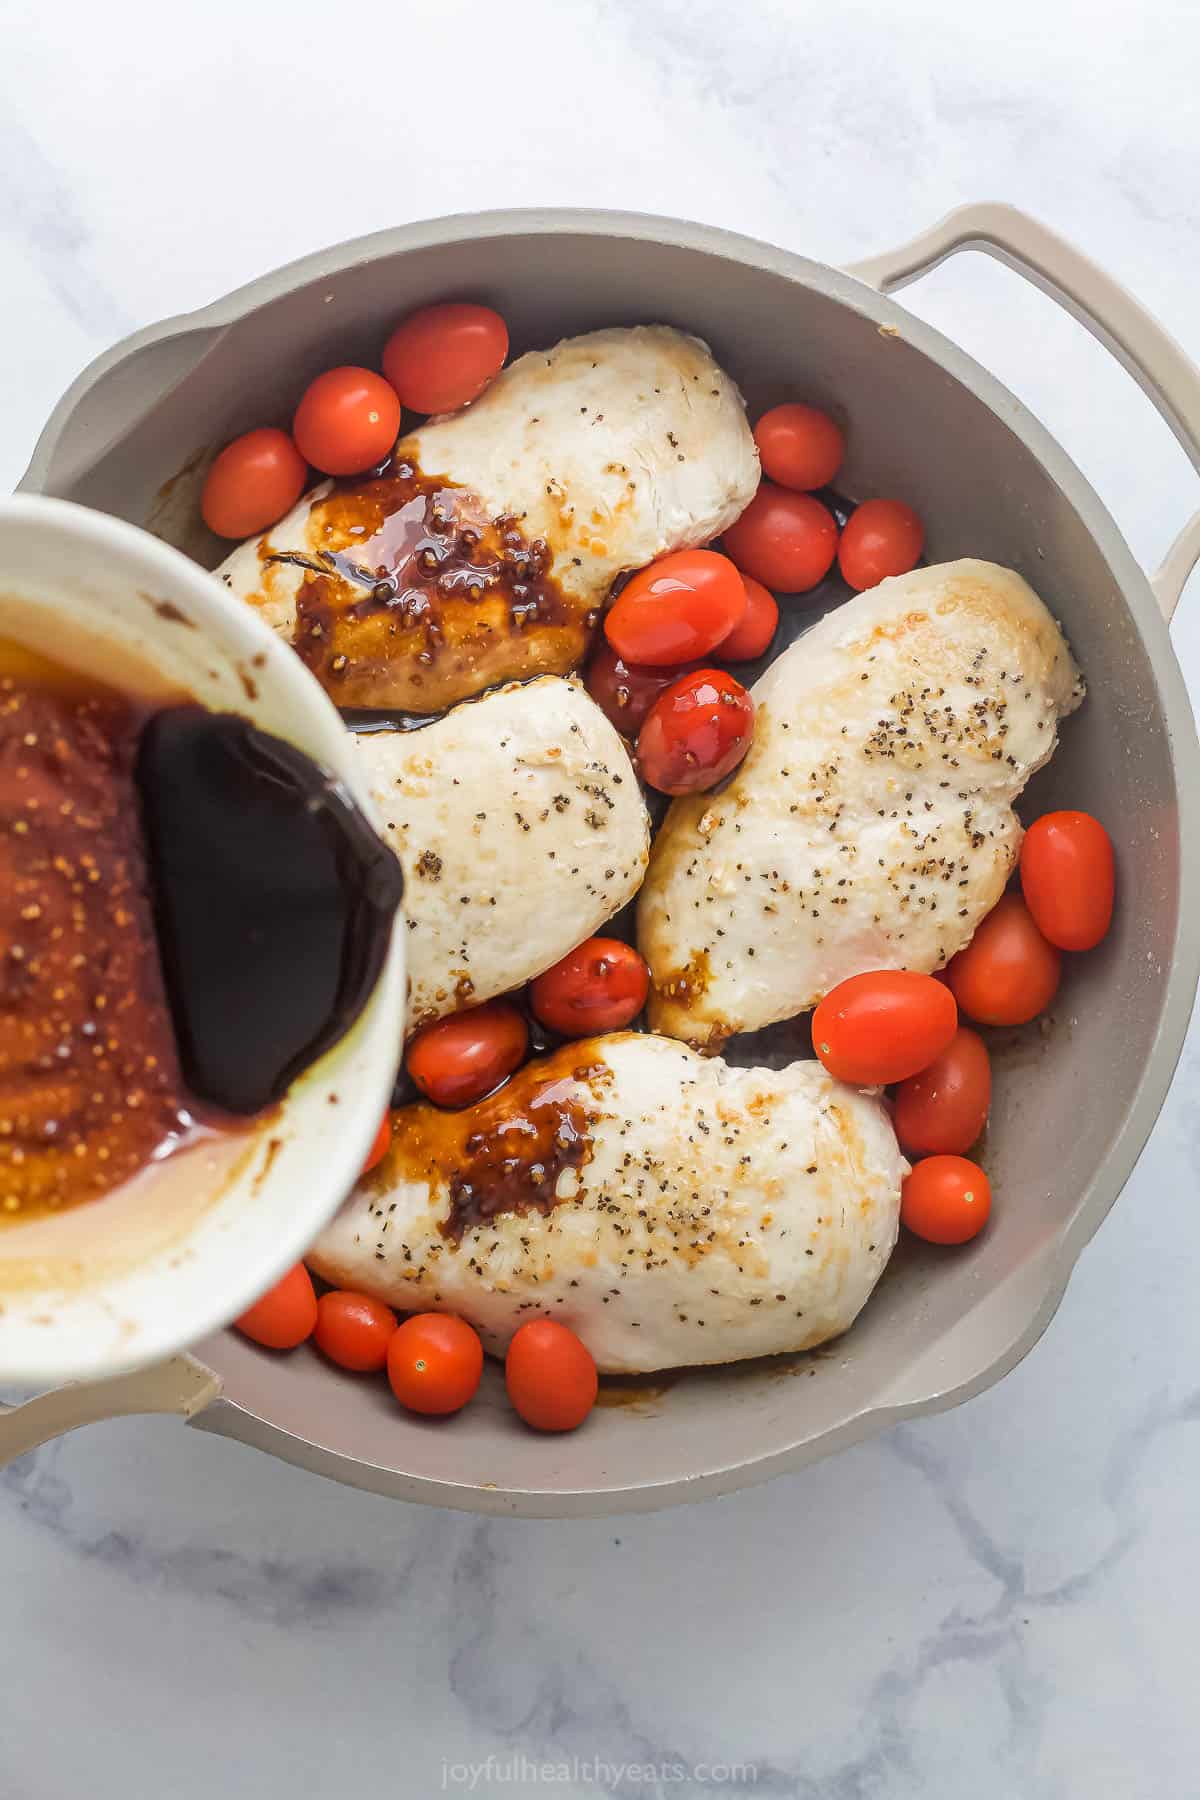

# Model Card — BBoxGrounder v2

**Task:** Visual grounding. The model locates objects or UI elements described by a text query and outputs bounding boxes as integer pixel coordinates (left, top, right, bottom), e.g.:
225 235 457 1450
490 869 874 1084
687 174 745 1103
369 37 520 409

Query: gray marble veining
0 114 130 339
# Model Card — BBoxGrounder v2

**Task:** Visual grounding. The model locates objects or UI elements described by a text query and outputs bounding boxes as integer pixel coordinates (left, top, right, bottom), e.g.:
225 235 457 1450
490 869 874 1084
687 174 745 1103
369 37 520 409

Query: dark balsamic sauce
341 708 439 735
136 707 404 1115
387 1048 610 1242
339 669 581 740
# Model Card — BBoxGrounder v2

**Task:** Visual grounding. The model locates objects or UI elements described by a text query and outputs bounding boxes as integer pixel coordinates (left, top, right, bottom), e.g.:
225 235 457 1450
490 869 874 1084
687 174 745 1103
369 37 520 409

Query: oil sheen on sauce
382 1046 611 1243
258 457 592 713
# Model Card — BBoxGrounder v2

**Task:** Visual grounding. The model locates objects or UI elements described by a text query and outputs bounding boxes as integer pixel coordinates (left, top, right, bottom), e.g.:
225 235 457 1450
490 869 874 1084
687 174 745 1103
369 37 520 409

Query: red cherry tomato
753 403 844 492
314 1290 398 1372
837 499 924 591
636 667 755 796
584 640 695 736
812 971 958 1086
387 1313 483 1415
361 1115 392 1174
201 428 308 539
292 366 401 476
234 1264 317 1350
722 485 838 594
505 1319 598 1432
893 1026 991 1157
901 1155 992 1245
405 1000 528 1108
530 937 650 1037
1019 810 1115 951
946 893 1061 1027
382 302 508 415
717 575 778 662
605 550 747 667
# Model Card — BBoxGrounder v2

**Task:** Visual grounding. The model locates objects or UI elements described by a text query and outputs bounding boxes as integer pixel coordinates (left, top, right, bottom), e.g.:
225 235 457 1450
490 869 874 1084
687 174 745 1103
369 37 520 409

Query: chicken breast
216 326 758 713
352 678 649 1030
639 559 1083 1048
308 1032 905 1373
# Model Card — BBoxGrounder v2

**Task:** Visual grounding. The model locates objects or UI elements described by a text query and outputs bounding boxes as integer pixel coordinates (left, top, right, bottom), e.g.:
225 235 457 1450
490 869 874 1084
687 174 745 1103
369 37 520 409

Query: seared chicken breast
352 678 649 1030
308 1032 905 1373
216 326 758 713
639 560 1083 1048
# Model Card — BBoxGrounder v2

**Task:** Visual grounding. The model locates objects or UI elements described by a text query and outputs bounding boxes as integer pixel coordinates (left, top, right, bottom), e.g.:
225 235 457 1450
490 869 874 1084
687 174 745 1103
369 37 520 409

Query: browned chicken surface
215 326 758 714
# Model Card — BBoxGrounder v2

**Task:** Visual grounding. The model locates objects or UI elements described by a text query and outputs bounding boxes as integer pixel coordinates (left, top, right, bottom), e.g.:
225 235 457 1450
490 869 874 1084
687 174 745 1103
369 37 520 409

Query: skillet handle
17 321 225 501
0 1355 220 1468
846 202 1200 623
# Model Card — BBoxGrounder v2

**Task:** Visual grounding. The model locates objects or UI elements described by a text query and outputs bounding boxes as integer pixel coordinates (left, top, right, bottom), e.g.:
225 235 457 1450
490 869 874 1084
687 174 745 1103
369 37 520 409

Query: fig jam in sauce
0 650 195 1219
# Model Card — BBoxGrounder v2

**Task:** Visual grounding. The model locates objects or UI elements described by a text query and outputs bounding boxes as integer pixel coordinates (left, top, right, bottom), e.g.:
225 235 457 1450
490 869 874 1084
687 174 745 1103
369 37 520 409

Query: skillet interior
23 214 1196 1513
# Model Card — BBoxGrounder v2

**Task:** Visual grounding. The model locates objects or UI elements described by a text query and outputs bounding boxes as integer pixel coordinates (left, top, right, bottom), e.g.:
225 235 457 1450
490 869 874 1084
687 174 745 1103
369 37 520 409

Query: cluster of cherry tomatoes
732 402 924 596
812 809 1115 1245
235 1257 599 1432
586 402 925 797
595 551 760 797
404 935 649 1110
200 302 510 539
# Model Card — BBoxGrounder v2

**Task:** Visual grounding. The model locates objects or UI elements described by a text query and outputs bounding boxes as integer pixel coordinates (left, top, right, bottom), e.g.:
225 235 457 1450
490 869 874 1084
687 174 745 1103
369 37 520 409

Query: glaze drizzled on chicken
216 326 759 713
308 1034 905 1374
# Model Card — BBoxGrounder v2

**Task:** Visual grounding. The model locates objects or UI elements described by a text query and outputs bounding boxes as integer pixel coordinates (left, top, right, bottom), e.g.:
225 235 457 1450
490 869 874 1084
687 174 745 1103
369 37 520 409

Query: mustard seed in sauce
0 664 192 1217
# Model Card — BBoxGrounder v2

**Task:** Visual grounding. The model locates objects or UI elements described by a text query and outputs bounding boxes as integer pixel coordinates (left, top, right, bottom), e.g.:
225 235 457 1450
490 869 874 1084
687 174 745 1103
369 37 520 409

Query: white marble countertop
3 1 1199 1793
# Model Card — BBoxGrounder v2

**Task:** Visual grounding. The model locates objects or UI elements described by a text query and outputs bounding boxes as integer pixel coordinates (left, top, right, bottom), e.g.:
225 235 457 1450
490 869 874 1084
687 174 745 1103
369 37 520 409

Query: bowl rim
19 208 1200 1510
0 493 407 1384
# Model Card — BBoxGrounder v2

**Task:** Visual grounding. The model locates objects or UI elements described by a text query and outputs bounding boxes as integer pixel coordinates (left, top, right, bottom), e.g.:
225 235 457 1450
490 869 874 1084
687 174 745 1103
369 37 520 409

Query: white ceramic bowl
0 495 406 1385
